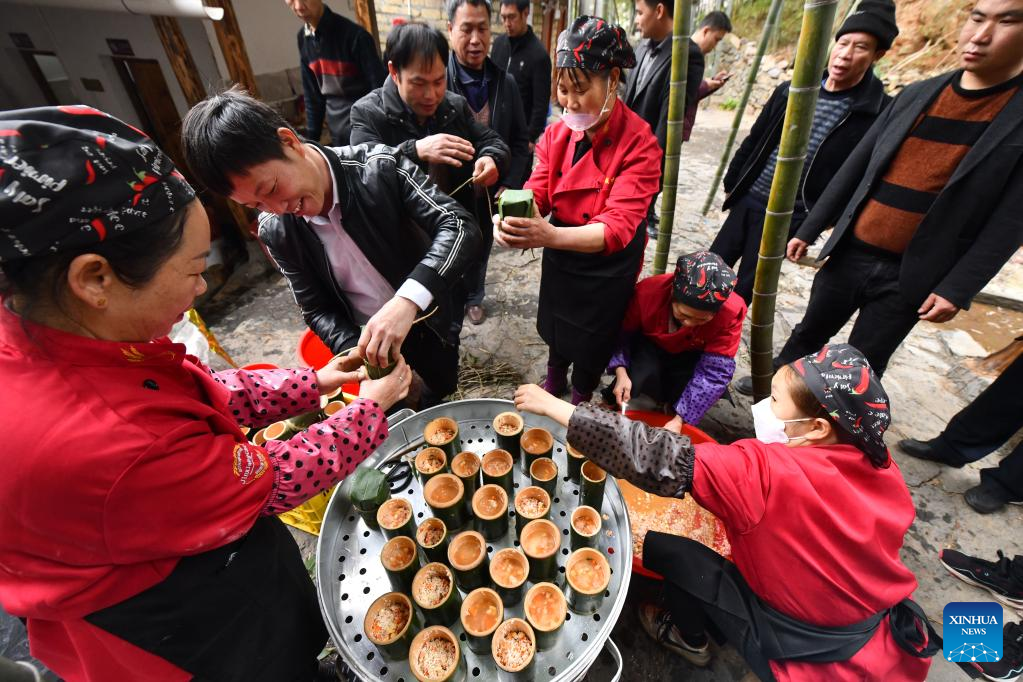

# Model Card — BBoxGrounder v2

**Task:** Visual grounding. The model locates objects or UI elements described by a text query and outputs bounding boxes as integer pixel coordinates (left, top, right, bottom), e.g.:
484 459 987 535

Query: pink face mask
562 82 615 132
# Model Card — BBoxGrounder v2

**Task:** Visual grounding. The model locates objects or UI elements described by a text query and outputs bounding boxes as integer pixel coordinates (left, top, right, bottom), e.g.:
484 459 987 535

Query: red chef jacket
693 439 932 681
0 304 387 680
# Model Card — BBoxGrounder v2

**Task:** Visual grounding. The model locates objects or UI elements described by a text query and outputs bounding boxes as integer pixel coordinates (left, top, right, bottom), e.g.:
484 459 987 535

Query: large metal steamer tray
317 398 631 682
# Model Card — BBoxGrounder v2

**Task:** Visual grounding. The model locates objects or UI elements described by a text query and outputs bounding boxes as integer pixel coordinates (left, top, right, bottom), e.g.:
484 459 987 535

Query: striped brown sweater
852 71 1023 254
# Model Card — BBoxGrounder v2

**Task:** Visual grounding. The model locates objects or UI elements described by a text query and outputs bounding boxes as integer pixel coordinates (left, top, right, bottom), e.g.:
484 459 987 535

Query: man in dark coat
445 0 530 324
287 0 386 145
736 0 1023 392
713 0 896 308
492 0 553 168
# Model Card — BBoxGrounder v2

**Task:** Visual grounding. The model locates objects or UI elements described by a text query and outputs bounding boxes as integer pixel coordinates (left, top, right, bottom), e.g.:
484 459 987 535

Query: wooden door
113 58 186 170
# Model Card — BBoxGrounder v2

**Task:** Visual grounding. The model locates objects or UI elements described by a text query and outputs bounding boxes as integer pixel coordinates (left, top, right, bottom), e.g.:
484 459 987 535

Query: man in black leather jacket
182 89 480 402
710 0 898 305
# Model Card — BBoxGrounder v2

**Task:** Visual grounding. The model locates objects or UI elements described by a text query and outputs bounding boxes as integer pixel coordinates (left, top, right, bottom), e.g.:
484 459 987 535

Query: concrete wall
0 2 221 128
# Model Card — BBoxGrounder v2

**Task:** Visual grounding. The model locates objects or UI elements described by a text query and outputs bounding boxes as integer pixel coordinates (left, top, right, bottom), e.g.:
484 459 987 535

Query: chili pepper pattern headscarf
672 251 737 312
793 344 892 465
0 105 195 263
556 16 636 71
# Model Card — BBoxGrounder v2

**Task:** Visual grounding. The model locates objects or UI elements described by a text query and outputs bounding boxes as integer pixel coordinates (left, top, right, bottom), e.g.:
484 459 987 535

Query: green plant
720 98 740 111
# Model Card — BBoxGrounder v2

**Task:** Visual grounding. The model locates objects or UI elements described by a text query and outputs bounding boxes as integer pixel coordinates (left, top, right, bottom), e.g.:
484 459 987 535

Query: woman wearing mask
514 344 940 680
0 106 410 682
494 16 662 405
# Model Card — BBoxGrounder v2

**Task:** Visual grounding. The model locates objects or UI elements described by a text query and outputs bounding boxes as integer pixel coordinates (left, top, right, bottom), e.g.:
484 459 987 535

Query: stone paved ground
203 108 1023 681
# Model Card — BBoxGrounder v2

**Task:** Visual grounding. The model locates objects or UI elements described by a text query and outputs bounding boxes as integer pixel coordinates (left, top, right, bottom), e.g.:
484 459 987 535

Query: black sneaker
733 375 754 396
941 549 1023 611
973 621 1023 681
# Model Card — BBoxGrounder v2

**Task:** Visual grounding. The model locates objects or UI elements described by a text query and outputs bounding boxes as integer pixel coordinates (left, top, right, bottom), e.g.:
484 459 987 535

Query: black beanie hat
836 0 899 51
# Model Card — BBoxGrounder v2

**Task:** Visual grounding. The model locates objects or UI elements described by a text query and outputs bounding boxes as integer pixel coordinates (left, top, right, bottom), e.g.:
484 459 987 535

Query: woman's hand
514 383 576 427
359 357 412 412
663 415 684 434
612 367 632 406
315 349 366 395
493 214 556 250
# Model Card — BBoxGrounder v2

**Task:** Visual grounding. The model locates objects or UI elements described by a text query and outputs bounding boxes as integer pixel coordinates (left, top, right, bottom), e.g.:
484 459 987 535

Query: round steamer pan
317 399 631 682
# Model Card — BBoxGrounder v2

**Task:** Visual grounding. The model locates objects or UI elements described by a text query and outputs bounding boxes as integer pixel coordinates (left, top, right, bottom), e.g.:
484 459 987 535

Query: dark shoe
965 482 1023 515
571 389 593 406
733 375 754 396
940 548 1023 610
466 304 486 325
897 438 963 467
973 621 1023 681
638 602 711 667
541 365 568 397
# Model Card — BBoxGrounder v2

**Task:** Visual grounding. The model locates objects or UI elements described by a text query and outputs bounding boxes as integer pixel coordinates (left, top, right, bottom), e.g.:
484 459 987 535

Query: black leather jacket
258 143 480 353
723 70 891 215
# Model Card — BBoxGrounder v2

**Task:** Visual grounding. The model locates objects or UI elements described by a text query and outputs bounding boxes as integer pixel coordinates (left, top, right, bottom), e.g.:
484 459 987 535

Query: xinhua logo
943 602 1003 662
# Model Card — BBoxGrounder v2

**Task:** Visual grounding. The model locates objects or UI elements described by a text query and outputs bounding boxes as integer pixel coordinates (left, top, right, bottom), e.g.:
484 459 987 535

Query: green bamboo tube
319 386 344 410
579 461 607 512
412 563 463 628
520 427 554 475
423 474 467 532
286 408 321 432
322 400 346 419
377 498 415 540
416 517 450 565
566 444 586 483
514 486 551 537
408 625 465 682
702 0 786 216
262 420 296 442
491 618 537 680
492 412 524 466
424 417 460 460
570 505 602 551
520 519 560 584
652 0 694 274
460 587 504 655
354 486 390 531
524 582 567 651
380 535 420 595
447 530 490 593
252 428 268 447
364 592 419 661
239 425 251 440
415 447 450 484
529 457 558 498
472 484 509 542
490 548 529 607
481 449 515 498
565 548 611 615
451 451 481 505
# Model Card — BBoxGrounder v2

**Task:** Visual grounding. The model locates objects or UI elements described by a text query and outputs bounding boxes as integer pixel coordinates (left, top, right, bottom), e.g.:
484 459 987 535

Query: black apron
537 218 645 372
644 533 940 681
85 517 327 682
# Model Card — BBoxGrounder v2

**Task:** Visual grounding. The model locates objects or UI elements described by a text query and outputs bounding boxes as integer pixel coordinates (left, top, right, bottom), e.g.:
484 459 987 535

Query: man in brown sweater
735 0 1023 392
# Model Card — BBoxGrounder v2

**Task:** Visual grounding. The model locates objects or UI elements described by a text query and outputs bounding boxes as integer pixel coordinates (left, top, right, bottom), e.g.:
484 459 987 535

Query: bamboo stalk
749 0 840 401
651 0 694 275
700 0 785 216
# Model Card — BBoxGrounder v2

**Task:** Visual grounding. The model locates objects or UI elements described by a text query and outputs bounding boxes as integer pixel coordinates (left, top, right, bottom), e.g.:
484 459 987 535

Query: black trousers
606 336 700 405
548 349 603 396
464 196 494 307
774 243 920 377
932 352 1023 500
404 320 461 400
710 194 804 305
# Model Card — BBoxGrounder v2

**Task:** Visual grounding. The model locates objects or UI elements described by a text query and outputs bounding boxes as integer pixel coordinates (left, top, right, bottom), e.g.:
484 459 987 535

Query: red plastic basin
297 329 360 396
621 410 719 580
240 363 280 371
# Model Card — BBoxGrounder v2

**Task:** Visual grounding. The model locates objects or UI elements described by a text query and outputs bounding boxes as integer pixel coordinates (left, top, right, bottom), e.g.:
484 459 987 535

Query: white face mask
562 80 616 132
751 397 814 445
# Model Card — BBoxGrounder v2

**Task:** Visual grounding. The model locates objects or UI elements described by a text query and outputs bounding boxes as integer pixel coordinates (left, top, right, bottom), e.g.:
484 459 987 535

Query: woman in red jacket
0 107 410 681
515 344 941 680
494 15 662 405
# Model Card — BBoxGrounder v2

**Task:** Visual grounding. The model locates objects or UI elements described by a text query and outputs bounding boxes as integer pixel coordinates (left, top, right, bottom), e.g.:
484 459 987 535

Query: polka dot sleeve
566 402 695 499
211 367 322 429
259 397 389 515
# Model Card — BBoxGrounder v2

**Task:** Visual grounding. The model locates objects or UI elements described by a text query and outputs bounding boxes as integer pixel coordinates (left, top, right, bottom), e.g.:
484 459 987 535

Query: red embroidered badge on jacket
233 443 268 486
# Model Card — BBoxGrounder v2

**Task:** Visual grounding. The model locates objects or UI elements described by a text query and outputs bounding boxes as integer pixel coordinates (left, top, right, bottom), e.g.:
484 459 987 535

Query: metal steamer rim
316 399 632 682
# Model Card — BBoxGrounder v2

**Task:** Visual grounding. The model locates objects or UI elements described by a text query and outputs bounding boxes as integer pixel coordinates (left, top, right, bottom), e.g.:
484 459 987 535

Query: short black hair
699 10 732 33
181 87 294 197
499 0 530 12
384 22 449 72
639 0 672 18
446 0 492 24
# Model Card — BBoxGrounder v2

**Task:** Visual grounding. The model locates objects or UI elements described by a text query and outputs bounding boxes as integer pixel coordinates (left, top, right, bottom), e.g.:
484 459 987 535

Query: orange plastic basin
297 329 359 395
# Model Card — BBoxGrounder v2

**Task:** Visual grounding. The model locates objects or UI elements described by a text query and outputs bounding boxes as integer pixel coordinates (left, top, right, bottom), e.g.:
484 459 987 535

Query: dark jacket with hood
349 77 511 211
446 53 531 189
795 70 1023 310
257 143 480 354
723 69 891 214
